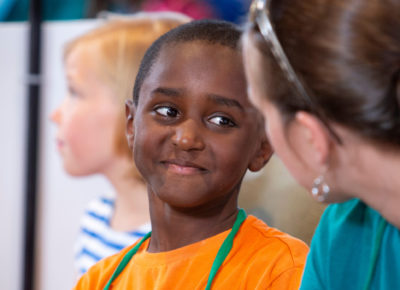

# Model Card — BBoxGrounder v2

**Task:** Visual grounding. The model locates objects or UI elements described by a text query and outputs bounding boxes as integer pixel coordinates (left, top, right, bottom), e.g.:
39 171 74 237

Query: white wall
0 22 28 290
0 20 113 290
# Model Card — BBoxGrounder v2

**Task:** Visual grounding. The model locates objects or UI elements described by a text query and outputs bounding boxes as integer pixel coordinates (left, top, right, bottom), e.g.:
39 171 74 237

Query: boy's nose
171 119 205 151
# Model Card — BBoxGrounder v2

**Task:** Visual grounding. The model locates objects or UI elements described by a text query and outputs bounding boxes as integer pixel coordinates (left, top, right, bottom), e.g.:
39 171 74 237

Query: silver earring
311 175 330 202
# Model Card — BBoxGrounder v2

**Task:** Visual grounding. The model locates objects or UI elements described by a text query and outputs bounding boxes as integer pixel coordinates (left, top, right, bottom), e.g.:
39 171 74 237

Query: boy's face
128 41 268 209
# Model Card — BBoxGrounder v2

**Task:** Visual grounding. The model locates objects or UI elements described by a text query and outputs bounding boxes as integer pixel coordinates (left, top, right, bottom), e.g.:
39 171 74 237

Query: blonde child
50 12 190 276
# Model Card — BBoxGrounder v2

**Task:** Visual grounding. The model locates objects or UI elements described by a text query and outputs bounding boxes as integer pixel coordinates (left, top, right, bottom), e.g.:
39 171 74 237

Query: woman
242 0 400 289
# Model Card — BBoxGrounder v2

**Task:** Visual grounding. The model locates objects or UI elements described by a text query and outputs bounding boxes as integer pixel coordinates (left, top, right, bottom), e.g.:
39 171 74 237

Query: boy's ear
125 99 135 151
248 136 273 172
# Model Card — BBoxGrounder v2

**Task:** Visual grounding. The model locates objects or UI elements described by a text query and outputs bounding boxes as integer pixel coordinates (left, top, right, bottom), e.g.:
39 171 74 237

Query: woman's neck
147 189 239 253
103 155 150 231
338 139 400 228
360 153 400 228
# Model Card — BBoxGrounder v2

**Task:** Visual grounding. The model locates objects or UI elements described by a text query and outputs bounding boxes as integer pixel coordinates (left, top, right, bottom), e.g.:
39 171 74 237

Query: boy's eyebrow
151 87 183 97
151 88 244 112
207 94 244 111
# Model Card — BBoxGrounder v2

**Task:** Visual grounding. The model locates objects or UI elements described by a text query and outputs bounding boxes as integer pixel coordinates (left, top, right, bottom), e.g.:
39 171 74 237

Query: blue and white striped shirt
74 196 151 276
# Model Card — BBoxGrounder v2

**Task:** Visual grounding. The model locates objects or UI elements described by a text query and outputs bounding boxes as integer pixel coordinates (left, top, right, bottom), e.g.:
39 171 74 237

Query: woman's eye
209 116 236 127
155 106 179 118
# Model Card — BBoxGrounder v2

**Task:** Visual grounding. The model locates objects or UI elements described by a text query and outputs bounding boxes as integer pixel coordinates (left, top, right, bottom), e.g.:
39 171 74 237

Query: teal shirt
300 199 400 290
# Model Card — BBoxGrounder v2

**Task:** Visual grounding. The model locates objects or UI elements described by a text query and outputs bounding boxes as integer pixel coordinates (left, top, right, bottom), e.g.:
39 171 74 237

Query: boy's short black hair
133 19 242 105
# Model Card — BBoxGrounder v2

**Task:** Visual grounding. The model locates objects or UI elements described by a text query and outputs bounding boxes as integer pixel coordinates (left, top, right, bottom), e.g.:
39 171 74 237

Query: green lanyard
104 209 247 290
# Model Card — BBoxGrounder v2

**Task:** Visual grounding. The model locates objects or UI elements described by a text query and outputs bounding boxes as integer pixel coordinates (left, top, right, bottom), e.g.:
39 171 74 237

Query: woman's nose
171 119 205 151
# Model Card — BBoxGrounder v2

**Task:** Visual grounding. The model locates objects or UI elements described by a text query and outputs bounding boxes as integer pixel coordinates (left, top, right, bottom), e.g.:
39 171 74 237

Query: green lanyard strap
104 209 247 290
205 208 247 290
104 231 152 290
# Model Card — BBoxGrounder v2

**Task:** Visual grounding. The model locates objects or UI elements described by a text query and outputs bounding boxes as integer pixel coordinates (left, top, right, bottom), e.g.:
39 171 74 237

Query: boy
74 19 308 289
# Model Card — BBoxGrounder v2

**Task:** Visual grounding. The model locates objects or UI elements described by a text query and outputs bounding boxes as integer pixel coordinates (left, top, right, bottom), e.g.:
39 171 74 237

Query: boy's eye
209 116 236 128
155 106 179 118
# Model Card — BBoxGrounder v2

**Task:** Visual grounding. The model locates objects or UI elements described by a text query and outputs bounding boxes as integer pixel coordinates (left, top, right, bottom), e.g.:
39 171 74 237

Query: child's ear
125 99 135 151
248 136 273 172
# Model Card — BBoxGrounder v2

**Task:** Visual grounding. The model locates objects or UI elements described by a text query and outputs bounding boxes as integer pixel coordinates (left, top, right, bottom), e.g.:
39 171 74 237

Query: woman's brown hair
247 0 400 146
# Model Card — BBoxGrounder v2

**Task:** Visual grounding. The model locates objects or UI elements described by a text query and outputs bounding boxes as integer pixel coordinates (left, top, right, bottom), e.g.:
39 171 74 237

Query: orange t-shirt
74 215 309 289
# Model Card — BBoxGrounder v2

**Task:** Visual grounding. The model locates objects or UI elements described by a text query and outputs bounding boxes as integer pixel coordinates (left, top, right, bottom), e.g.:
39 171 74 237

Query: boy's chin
150 183 240 214
154 189 210 209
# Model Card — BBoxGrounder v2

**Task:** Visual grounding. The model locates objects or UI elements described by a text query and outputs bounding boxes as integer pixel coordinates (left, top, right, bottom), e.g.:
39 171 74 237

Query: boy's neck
146 189 240 253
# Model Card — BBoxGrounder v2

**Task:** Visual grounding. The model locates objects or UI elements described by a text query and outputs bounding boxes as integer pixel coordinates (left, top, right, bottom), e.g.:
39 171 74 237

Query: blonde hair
64 12 191 160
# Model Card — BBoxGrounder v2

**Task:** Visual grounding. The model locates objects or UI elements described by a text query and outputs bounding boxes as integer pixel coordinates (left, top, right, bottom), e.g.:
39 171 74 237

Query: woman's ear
293 111 332 168
125 99 135 151
248 136 273 172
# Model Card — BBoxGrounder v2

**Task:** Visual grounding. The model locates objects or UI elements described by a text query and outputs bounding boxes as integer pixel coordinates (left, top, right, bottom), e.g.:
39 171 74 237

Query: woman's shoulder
320 199 383 232
324 198 365 216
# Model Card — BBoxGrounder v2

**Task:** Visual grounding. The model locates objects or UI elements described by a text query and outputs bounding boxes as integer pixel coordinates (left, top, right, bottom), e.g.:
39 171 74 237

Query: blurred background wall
0 22 27 290
0 1 325 289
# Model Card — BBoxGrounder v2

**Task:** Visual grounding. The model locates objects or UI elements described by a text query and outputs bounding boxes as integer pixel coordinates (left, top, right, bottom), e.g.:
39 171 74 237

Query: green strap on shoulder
363 218 387 290
205 208 247 290
104 231 152 290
